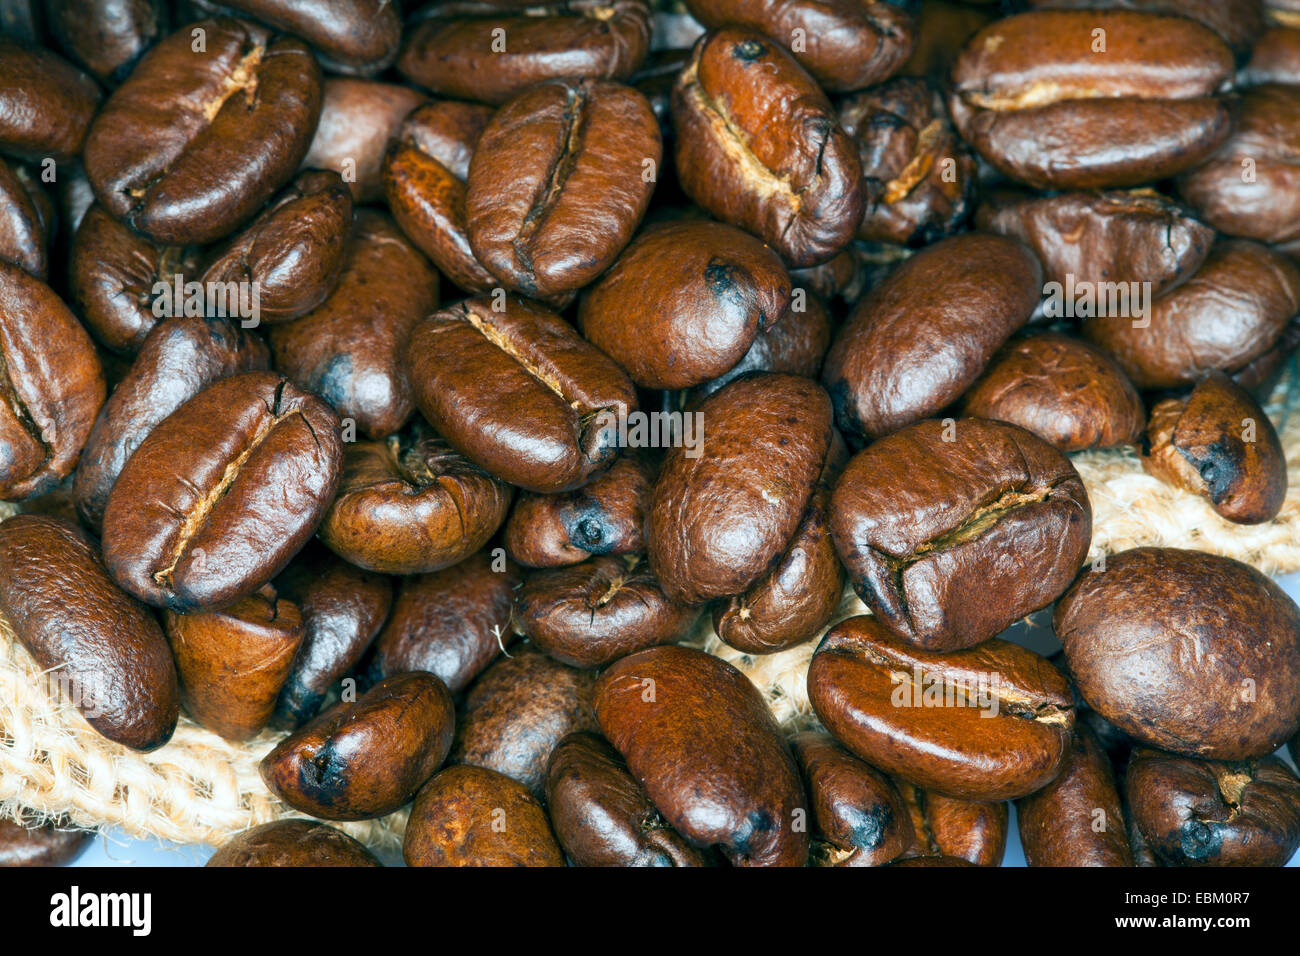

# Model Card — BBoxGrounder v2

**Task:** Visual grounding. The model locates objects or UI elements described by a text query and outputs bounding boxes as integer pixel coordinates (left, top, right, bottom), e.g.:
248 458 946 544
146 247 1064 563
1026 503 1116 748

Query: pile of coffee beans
0 0 1298 868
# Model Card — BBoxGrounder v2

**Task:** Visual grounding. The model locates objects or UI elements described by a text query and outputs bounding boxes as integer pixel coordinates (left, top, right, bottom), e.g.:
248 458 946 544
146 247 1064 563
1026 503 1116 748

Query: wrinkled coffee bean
894 781 1008 867
304 78 424 204
0 38 100 162
0 817 92 867
206 820 381 867
46 0 166 85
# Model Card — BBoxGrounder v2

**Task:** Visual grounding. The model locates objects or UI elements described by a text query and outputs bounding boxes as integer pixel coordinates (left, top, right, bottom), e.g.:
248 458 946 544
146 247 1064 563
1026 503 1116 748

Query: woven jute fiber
2 374 1299 851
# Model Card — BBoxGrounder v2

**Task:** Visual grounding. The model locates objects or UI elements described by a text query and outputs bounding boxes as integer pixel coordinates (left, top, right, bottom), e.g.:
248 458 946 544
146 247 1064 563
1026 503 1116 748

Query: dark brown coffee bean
163 584 304 742
1024 0 1265 59
894 781 1008 866
788 252 863 304
672 28 864 266
545 731 714 867
949 11 1233 189
1126 749 1300 866
1058 548 1300 760
46 0 166 85
466 79 660 300
273 543 392 729
404 765 565 867
451 645 598 796
0 514 178 751
0 262 105 501
206 820 381 867
0 38 100 163
0 817 92 867
596 645 809 866
368 549 520 695
73 316 270 531
961 334 1146 453
101 371 342 611
303 78 425 204
0 157 49 278
886 854 977 867
1241 25 1300 86
899 0 993 82
807 615 1075 801
1016 725 1132 867
398 0 653 106
261 672 455 821
578 220 791 389
822 233 1041 441
1142 371 1287 524
791 731 913 868
407 295 638 494
831 418 1091 652
84 18 322 245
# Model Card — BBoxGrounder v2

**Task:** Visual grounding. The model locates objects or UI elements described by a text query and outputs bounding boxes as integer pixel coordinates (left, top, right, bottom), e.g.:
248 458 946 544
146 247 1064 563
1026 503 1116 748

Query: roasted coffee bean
261 672 455 821
273 543 392 729
368 550 519 694
578 220 791 389
200 169 352 326
672 28 863 266
1179 84 1300 247
887 855 977 867
517 554 700 668
101 371 342 611
46 0 166 85
83 18 322 245
899 0 992 82
398 0 653 106
1142 371 1287 524
822 233 1040 441
72 316 270 531
0 261 106 501
976 189 1214 297
163 584 304 741
0 38 100 162
1126 749 1300 867
404 765 565 867
648 373 834 606
961 334 1146 453
1024 0 1265 58
839 77 974 246
382 100 499 295
788 251 863 304
1241 25 1300 86
0 817 92 867
319 426 511 576
791 731 913 868
807 615 1075 801
451 645 598 796
545 731 713 867
303 78 424 204
407 295 638 494
831 418 1091 652
466 79 660 300
1058 548 1300 759
0 157 49 278
1016 725 1132 867
950 11 1233 189
504 452 654 568
206 820 381 867
1084 240 1300 389
0 514 178 751
268 211 438 439
596 645 808 866
894 781 1008 867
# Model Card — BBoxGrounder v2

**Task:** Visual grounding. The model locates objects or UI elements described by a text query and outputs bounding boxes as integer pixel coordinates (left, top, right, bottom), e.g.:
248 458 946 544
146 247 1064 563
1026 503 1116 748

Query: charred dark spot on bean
730 808 776 855
1186 438 1241 505
315 353 354 409
297 743 349 806
844 802 894 850
1178 819 1222 862
733 40 766 62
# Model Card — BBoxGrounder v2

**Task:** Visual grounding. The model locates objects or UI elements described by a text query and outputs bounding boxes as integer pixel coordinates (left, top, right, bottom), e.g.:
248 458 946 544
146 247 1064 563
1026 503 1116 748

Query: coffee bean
46 0 166 85
894 781 1008 866
206 820 381 867
304 78 425 204
0 817 92 867
0 37 100 162
0 157 50 278
1241 25 1300 86
1023 0 1265 59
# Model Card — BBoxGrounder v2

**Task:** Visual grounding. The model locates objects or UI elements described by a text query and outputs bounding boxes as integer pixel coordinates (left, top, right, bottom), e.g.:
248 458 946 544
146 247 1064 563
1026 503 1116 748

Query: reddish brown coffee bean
792 731 913 868
1126 749 1300 867
894 781 1008 866
1024 0 1265 58
404 765 565 867
101 371 342 611
262 672 455 821
368 550 519 695
272 543 392 729
831 418 1091 652
0 158 49 278
0 514 178 752
1017 725 1131 867
648 373 834 606
163 585 304 742
46 0 167 85
0 818 92 867
1057 548 1300 760
961 334 1145 453
84 18 322 245
578 220 791 389
268 210 438 440
0 262 106 501
1241 26 1300 86
0 38 100 163
1142 372 1287 524
949 11 1233 189
398 0 653 106
206 820 381 867
303 78 425 204
822 233 1041 441
407 295 638 494
672 28 863 266
451 646 598 796
807 615 1075 801
545 731 713 867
